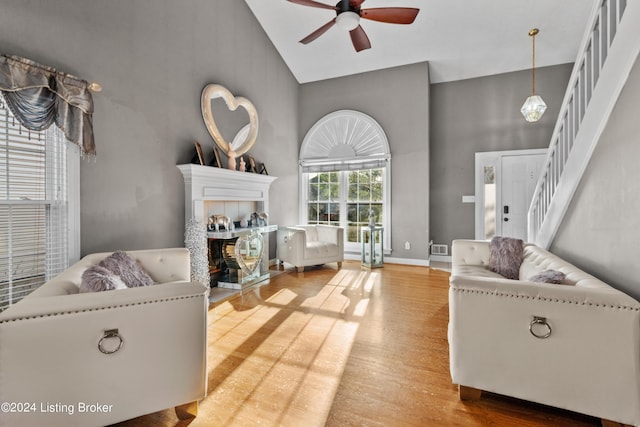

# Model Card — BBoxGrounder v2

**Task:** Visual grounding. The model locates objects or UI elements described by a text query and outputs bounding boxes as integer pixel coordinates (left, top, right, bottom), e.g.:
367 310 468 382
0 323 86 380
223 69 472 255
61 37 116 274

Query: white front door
475 149 547 241
501 154 546 240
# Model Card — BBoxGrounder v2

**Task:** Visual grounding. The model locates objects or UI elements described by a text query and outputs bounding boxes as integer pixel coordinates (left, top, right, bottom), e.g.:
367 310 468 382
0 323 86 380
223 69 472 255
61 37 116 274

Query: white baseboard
429 255 452 263
278 253 444 269
344 253 360 261
385 256 429 267
344 253 429 267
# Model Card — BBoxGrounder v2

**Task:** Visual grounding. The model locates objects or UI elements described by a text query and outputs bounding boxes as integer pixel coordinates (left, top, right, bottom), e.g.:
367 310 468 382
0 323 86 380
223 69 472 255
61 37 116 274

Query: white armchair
0 248 208 427
277 225 344 272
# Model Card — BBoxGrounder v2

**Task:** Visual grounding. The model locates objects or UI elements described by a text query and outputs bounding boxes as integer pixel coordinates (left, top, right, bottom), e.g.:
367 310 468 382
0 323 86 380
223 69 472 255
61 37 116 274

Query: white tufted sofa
449 239 640 426
0 248 208 427
277 225 344 273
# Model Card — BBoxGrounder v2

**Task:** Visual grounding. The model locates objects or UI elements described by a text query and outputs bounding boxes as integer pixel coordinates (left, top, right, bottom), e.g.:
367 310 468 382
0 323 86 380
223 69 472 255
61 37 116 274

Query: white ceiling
244 0 595 84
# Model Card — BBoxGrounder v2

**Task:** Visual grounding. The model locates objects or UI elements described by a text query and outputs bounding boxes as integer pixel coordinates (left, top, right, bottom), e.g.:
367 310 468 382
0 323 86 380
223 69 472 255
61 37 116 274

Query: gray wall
299 63 430 260
0 0 300 255
551 55 640 300
429 64 573 248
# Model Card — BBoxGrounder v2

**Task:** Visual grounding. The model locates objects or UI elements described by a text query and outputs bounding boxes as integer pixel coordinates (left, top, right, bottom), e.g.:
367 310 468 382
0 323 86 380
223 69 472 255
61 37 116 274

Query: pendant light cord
530 28 539 96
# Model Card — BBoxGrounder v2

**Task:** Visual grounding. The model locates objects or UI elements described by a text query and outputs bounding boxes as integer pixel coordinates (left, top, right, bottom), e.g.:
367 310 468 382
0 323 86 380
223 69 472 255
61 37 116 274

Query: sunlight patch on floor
194 268 376 426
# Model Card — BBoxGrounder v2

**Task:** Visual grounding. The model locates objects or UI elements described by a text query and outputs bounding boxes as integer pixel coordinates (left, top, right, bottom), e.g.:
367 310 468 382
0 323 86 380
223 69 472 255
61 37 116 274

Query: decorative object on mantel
259 162 268 175
249 156 257 173
201 83 259 170
227 149 237 170
239 156 246 172
184 218 210 287
0 53 97 156
250 212 268 227
191 141 205 165
521 28 547 122
210 146 222 168
208 214 233 232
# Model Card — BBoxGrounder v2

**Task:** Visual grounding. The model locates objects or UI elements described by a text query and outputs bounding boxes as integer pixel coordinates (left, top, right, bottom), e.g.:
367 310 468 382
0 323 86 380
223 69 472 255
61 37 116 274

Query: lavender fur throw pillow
80 265 128 293
79 251 154 293
488 236 524 280
529 269 570 285
99 251 154 287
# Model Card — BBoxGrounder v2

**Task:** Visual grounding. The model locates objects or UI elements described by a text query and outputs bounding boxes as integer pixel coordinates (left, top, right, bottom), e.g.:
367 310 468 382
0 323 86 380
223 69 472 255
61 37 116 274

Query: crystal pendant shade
521 28 546 122
521 95 547 122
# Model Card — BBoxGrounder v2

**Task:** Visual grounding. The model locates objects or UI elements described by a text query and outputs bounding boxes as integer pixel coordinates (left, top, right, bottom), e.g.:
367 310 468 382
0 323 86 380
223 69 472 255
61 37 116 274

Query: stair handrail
527 0 639 248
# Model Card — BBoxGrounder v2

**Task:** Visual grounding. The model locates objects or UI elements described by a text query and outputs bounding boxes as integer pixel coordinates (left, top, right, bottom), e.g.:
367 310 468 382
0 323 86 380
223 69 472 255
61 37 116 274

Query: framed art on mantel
193 141 205 165
210 146 222 168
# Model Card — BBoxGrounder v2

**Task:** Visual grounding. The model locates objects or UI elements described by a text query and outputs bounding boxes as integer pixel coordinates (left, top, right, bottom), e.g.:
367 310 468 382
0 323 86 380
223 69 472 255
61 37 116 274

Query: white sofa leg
296 266 304 273
337 262 342 269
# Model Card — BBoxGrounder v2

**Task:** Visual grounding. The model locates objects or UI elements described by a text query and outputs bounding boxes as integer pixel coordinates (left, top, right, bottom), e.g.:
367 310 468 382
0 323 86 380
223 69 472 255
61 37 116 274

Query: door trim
475 149 547 240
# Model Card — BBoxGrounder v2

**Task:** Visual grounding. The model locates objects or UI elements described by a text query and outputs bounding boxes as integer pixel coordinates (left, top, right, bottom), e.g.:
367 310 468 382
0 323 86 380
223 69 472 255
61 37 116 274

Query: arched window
299 110 391 253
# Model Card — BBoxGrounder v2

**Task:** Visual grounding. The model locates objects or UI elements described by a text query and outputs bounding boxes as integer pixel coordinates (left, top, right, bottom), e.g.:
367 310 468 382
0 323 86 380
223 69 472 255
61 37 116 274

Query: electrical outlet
404 241 411 250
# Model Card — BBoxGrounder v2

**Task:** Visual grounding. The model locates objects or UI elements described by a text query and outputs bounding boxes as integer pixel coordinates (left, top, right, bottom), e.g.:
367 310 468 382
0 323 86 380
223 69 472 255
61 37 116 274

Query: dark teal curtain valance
0 54 95 156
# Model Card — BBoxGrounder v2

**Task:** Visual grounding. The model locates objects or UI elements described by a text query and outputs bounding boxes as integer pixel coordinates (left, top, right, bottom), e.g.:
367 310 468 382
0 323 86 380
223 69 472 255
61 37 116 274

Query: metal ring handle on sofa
98 329 124 354
529 316 552 339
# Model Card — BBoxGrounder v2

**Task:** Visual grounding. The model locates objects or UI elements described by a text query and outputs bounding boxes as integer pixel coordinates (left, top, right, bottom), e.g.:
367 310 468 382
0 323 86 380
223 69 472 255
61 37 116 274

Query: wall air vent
431 244 448 256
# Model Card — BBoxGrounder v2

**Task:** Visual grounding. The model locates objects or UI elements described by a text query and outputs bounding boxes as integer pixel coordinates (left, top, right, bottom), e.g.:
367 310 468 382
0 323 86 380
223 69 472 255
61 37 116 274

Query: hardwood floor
113 261 600 426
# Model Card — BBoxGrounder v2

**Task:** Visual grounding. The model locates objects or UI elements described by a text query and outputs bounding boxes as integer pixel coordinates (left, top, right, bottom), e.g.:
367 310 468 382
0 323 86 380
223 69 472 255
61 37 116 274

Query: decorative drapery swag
0 54 96 156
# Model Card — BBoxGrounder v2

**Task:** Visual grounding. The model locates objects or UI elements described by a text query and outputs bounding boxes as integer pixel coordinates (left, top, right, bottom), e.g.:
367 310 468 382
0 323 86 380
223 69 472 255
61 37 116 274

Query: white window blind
0 96 70 312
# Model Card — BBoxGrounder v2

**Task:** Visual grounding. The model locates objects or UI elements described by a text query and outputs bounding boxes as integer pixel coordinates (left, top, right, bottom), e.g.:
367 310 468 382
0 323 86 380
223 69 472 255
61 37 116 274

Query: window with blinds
0 96 70 312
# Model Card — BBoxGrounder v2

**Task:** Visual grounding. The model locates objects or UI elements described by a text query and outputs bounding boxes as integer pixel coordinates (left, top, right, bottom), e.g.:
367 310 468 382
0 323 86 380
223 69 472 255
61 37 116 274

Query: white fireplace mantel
177 164 277 223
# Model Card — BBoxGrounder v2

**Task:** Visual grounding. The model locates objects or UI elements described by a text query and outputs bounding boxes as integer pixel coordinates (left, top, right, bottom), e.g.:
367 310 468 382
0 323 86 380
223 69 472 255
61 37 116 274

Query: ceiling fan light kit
336 10 360 31
521 28 547 122
287 0 419 52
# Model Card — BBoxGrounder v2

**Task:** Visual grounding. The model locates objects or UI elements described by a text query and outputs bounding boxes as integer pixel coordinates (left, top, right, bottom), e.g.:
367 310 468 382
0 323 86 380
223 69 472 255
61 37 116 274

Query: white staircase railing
528 0 640 249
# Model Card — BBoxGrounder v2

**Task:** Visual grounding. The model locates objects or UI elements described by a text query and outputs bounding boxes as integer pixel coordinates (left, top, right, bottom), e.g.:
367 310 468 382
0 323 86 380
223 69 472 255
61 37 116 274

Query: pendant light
521 28 547 122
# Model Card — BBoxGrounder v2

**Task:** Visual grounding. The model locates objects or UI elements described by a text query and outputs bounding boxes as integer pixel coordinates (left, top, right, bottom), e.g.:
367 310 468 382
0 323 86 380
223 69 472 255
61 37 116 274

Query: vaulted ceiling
245 0 594 84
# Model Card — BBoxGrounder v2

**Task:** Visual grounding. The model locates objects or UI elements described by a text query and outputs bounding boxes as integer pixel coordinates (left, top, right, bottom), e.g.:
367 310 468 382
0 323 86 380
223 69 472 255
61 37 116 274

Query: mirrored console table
208 225 277 290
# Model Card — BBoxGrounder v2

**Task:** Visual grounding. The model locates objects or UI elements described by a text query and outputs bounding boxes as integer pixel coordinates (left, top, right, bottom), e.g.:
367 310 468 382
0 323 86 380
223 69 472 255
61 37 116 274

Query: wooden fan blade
299 18 337 44
349 25 371 52
361 7 420 24
287 0 337 11
349 0 366 8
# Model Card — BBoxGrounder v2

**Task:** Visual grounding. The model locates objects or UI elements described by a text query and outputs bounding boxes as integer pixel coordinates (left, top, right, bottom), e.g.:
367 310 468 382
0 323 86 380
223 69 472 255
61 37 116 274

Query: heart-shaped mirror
222 231 264 278
201 84 259 157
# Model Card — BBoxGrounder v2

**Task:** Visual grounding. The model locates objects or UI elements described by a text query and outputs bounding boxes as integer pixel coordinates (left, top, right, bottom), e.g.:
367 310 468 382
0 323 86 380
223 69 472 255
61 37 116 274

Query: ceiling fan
287 0 420 52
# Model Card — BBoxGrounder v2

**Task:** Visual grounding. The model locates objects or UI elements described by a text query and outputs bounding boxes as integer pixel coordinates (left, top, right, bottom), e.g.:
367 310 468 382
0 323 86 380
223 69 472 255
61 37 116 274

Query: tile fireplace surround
177 164 277 294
